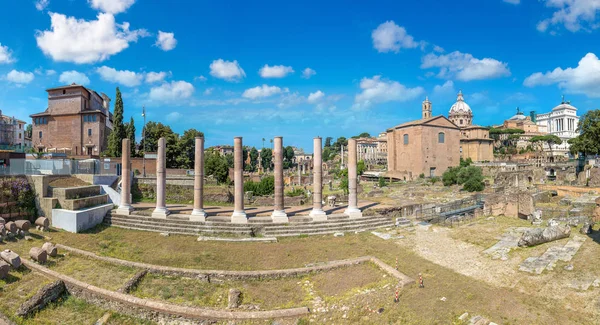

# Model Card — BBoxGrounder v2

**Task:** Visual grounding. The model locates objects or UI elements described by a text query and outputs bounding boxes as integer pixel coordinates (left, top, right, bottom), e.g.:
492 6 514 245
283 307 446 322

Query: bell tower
422 97 432 119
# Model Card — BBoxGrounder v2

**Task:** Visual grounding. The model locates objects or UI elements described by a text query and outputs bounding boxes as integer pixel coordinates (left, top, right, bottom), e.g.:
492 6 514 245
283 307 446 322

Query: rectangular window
403 134 409 145
438 132 445 143
39 131 42 139
88 128 92 136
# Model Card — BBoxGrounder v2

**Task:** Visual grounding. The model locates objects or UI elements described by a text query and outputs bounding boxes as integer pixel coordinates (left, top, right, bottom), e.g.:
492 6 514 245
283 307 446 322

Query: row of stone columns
117 135 362 223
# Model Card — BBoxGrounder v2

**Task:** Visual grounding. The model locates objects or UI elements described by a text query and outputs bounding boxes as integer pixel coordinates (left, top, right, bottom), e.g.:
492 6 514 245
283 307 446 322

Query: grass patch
449 215 535 249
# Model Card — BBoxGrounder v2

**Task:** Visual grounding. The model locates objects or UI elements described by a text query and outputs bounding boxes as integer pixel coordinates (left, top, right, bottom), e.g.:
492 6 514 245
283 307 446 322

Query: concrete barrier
52 203 113 233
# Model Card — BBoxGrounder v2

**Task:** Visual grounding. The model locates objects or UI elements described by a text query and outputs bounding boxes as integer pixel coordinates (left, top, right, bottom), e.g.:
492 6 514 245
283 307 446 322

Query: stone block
15 220 31 232
42 242 58 257
1 249 21 268
29 247 47 264
35 217 49 228
228 288 242 308
0 260 9 279
4 221 16 234
518 225 571 247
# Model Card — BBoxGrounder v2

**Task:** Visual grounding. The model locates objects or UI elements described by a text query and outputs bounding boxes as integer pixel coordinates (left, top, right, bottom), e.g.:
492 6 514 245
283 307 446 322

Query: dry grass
449 215 536 249
2 225 597 324
48 177 90 188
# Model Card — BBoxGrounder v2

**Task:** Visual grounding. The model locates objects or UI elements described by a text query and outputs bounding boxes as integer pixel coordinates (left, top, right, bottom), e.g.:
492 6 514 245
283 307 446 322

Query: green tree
352 132 371 139
322 147 332 162
442 166 459 186
530 134 563 157
126 117 136 157
25 124 32 139
378 176 386 187
249 147 259 171
260 148 273 170
338 168 349 194
568 109 600 157
140 121 175 153
244 176 275 196
333 137 347 152
176 129 203 169
107 87 126 157
283 146 294 169
357 160 366 175
324 137 333 148
205 149 229 184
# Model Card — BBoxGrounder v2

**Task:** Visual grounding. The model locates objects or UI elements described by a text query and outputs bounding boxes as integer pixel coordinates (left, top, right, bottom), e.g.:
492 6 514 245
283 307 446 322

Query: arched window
460 119 463 125
403 134 409 145
438 132 445 143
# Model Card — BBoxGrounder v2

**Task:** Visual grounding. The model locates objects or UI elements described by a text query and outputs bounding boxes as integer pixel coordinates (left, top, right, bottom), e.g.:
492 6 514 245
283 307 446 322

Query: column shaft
271 137 287 222
191 136 206 221
231 137 247 223
116 138 133 215
344 138 362 218
152 137 169 218
309 137 326 220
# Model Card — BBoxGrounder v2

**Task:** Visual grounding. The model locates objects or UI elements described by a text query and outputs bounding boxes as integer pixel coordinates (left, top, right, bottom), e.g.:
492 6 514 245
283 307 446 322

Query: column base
115 205 133 216
231 210 248 224
271 210 289 223
152 207 170 219
309 209 327 221
190 209 207 222
344 207 363 219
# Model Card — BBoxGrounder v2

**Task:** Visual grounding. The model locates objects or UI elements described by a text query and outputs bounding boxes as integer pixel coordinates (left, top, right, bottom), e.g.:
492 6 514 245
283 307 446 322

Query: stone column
152 137 169 218
231 137 247 223
271 136 288 223
191 136 206 221
309 137 326 221
116 138 133 215
344 138 362 218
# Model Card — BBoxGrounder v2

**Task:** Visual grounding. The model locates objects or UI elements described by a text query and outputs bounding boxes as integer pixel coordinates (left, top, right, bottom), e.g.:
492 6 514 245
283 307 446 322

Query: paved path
131 201 379 218
519 236 587 274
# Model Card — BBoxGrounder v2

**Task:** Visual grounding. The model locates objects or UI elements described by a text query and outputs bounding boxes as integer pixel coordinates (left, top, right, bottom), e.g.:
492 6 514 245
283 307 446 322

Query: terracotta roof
462 124 489 130
387 115 459 131
45 83 86 91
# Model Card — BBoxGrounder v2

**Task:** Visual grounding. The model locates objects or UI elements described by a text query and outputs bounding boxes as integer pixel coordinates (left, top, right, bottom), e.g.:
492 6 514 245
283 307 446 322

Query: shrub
442 164 485 192
243 176 275 196
378 176 386 188
419 173 425 179
286 188 305 197
429 176 440 184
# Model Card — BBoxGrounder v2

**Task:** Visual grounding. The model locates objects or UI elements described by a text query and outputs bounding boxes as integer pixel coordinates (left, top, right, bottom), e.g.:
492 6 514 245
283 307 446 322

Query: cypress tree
127 117 136 157
107 87 125 156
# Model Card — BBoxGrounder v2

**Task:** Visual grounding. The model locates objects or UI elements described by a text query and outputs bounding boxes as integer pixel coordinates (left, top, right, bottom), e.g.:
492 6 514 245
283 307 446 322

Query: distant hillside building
0 111 28 150
30 84 113 156
535 97 580 157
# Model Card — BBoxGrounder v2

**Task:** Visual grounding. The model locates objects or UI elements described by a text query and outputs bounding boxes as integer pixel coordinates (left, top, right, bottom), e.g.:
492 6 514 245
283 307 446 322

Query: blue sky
1 0 600 151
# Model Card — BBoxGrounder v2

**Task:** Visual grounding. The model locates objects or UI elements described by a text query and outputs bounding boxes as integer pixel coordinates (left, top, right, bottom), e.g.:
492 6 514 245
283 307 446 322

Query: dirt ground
48 177 90 188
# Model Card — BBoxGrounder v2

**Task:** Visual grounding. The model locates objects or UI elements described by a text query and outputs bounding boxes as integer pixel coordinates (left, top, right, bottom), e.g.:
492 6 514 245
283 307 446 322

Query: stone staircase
104 212 394 237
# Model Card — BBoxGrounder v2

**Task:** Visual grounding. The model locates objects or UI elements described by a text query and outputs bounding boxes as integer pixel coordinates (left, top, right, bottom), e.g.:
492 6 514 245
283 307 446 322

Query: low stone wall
537 184 600 198
55 244 414 286
483 191 535 219
50 185 101 200
22 259 310 322
67 194 109 211
52 203 113 233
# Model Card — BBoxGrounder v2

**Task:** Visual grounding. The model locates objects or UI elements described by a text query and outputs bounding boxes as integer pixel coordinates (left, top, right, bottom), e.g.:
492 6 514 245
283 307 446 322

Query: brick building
386 98 461 180
30 84 113 156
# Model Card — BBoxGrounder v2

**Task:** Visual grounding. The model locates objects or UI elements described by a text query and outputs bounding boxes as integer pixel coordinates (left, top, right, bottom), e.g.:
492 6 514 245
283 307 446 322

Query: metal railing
0 159 123 176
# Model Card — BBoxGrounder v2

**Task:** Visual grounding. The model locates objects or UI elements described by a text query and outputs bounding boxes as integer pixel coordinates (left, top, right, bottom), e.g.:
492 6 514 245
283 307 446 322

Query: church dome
508 108 527 121
449 91 472 116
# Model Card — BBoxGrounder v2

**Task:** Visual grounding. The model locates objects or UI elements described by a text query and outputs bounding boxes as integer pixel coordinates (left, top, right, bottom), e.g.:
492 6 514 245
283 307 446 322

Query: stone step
264 220 394 235
265 223 395 237
105 218 255 232
106 215 255 229
264 217 391 230
104 220 254 236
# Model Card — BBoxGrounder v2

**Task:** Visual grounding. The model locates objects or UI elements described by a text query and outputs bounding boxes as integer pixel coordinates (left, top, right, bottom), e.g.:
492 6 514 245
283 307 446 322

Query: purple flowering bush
0 177 37 218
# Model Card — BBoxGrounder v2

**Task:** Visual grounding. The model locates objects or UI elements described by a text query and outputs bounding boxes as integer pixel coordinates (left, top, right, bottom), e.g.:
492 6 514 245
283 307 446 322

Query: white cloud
59 70 90 85
432 80 455 97
277 92 305 108
155 31 177 51
537 0 600 33
307 90 325 104
195 75 207 82
209 59 245 82
433 45 445 53
0 43 15 64
46 69 56 76
302 67 316 79
372 21 419 53
35 0 50 11
145 71 168 83
203 87 214 95
6 70 34 84
166 111 182 122
504 92 536 103
88 0 136 14
523 52 600 97
353 75 425 109
96 66 142 87
259 64 294 78
421 51 511 81
242 85 283 99
149 81 195 101
35 12 149 64
503 0 520 4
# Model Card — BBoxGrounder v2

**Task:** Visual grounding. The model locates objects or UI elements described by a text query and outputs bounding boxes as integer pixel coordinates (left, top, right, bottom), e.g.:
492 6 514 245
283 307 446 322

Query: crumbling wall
483 191 534 219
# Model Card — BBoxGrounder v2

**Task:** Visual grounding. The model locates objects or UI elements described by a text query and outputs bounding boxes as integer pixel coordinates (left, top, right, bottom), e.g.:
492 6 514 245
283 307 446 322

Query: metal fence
0 159 123 176
416 194 484 223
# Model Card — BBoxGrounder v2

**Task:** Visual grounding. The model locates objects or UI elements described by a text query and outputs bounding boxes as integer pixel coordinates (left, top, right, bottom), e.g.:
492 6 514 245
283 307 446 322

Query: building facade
356 133 387 166
30 84 112 156
535 97 580 158
0 110 28 150
448 91 494 162
386 113 461 180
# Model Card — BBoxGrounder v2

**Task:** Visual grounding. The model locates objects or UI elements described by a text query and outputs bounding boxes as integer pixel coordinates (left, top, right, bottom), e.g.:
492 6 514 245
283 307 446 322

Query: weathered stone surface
0 260 9 279
4 222 16 234
519 236 586 274
35 217 49 228
29 247 47 264
228 288 242 308
518 225 571 247
580 222 592 234
14 220 30 231
0 250 21 268
15 280 65 317
42 242 58 257
0 217 4 225
117 270 147 294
